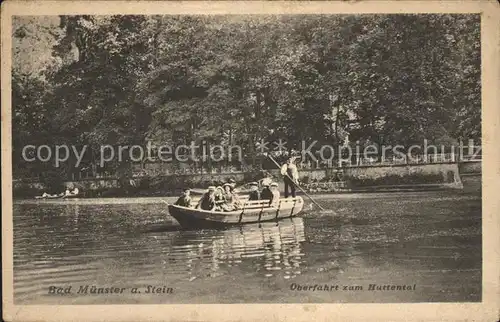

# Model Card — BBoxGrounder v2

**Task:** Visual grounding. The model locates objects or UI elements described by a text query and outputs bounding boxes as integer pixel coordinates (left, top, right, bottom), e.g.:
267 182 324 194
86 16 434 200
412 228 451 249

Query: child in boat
174 188 192 207
269 182 281 207
248 182 260 201
196 186 217 211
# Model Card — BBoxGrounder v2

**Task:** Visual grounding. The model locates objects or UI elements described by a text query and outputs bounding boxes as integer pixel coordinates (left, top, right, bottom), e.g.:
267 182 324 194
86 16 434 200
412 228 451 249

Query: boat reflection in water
165 218 306 280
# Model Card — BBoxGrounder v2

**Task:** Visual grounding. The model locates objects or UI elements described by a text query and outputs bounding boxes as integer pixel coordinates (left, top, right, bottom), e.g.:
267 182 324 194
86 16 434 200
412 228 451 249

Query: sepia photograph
2 1 499 321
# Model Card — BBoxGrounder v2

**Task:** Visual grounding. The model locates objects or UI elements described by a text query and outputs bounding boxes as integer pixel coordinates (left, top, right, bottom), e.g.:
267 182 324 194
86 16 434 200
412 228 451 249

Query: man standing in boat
280 156 299 198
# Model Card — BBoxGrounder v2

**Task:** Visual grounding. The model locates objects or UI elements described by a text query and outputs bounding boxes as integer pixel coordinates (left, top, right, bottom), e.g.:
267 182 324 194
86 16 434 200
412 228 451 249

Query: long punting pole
267 154 327 211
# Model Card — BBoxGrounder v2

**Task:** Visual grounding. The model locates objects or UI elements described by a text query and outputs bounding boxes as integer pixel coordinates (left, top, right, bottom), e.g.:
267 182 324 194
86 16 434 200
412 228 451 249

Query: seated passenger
269 182 281 207
227 178 237 190
174 188 192 207
261 182 273 202
213 186 226 210
196 186 217 211
260 176 273 188
214 186 225 203
248 182 260 201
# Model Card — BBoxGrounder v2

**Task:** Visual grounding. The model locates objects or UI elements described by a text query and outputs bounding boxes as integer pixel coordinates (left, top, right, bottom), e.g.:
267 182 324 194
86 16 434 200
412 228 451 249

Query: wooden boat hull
168 197 304 228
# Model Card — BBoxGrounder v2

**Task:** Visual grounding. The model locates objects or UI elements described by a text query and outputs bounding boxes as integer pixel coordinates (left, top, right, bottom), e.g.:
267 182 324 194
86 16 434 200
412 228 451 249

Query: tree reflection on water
165 219 306 280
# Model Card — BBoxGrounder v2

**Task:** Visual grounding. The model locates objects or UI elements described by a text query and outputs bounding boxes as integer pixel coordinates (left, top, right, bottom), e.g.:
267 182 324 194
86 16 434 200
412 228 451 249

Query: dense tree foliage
12 14 481 178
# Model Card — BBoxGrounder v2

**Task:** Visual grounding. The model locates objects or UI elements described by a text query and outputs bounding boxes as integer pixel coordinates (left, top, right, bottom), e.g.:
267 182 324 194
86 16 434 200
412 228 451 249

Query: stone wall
342 162 462 187
459 161 481 174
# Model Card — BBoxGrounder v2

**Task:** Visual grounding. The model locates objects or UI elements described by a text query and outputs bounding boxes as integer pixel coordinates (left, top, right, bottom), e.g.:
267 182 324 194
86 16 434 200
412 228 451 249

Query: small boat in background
167 197 304 228
35 193 64 199
35 188 81 200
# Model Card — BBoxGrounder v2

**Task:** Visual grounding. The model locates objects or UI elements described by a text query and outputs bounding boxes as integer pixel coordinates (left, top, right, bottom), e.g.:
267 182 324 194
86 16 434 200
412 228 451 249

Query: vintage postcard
2 1 499 321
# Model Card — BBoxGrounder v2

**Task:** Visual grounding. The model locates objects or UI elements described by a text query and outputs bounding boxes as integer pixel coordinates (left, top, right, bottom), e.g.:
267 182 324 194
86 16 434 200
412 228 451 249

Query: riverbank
13 162 476 199
14 173 480 206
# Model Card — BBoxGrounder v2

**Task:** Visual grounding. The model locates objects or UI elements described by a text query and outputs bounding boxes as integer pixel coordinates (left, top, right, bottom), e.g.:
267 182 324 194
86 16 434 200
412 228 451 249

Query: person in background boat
174 188 192 207
221 183 241 211
196 186 217 211
63 186 80 198
261 181 272 200
269 182 281 207
281 156 299 198
248 182 260 201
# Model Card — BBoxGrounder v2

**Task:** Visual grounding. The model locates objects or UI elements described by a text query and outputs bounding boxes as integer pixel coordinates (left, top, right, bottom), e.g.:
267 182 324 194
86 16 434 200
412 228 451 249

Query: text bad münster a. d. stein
48 285 173 294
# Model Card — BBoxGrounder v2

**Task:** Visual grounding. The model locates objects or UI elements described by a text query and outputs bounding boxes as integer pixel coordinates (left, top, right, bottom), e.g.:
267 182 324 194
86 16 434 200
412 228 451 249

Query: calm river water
13 176 481 304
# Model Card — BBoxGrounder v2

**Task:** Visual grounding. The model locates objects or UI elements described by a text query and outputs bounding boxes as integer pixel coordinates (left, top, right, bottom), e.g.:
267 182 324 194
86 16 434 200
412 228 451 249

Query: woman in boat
213 186 226 210
196 186 217 211
221 183 241 211
174 188 192 207
248 182 260 201
214 186 225 202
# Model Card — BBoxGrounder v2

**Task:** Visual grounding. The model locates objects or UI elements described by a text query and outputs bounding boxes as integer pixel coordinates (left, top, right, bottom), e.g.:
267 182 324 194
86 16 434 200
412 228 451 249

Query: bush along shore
13 163 465 199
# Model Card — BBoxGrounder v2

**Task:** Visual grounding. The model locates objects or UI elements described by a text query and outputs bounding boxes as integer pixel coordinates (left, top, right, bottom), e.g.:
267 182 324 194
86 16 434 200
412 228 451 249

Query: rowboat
167 197 304 228
35 193 80 199
35 194 64 199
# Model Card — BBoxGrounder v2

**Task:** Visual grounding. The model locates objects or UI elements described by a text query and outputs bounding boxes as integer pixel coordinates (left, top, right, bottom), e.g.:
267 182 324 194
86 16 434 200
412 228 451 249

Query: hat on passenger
261 177 272 186
208 186 216 191
270 182 278 187
249 182 258 186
